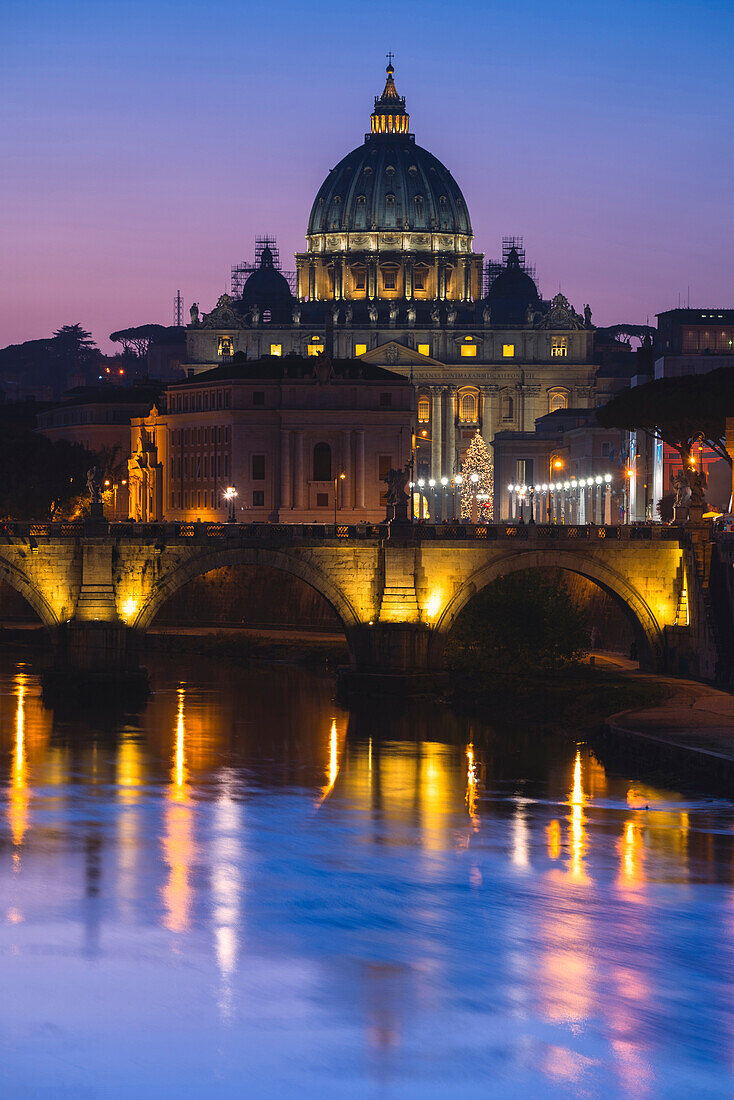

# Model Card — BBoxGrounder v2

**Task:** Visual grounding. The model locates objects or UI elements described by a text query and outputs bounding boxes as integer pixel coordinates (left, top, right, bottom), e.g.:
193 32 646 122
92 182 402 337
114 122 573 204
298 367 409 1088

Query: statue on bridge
672 466 707 525
384 464 411 523
86 467 103 505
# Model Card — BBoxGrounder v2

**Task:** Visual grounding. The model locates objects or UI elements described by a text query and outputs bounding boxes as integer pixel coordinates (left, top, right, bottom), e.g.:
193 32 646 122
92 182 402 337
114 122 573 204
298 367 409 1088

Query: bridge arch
432 549 666 670
0 554 60 628
134 545 362 653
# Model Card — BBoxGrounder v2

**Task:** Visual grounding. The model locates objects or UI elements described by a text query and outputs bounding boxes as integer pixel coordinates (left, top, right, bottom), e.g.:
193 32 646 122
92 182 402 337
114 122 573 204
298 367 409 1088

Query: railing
0 520 686 543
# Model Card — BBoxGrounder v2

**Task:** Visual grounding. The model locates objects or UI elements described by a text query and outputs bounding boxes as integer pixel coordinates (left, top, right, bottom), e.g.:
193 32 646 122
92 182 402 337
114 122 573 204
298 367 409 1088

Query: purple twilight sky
1 0 732 352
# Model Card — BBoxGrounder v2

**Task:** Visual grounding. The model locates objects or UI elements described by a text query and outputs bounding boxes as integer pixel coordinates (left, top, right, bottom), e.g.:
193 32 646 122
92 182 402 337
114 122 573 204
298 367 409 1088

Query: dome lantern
371 62 410 135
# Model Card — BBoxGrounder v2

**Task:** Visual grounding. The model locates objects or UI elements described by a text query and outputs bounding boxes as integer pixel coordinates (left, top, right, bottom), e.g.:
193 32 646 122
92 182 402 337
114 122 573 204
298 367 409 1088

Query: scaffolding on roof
231 235 297 297
484 235 538 297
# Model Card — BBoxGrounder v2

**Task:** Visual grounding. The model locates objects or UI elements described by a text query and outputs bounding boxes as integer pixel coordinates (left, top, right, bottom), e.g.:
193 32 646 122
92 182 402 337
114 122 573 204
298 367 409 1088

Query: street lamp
453 474 463 521
428 478 436 522
334 471 346 525
224 485 238 523
470 472 479 523
440 476 448 523
417 478 425 520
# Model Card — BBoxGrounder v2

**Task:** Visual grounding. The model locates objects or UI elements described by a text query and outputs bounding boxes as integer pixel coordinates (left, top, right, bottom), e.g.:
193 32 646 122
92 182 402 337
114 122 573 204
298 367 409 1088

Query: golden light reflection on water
10 672 27 856
568 750 588 883
161 686 195 933
321 717 340 800
465 744 478 823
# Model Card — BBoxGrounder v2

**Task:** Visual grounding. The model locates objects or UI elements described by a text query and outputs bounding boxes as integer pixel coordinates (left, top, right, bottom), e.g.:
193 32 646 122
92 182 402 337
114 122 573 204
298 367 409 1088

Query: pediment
359 341 444 368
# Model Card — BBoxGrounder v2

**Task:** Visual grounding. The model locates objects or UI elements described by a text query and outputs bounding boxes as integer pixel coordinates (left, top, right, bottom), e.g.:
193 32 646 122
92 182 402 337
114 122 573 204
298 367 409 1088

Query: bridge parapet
0 520 687 545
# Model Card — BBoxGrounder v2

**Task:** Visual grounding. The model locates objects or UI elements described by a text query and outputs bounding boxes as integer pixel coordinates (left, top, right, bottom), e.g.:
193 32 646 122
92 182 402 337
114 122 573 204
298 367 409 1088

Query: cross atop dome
371 57 409 134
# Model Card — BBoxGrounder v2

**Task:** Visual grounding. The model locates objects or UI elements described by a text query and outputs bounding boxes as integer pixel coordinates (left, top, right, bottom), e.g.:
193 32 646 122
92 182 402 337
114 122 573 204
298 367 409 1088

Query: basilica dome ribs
296 64 484 308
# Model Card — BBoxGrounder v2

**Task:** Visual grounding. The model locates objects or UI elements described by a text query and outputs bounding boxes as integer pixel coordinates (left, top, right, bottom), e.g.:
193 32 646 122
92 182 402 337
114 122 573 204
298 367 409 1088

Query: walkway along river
0 651 732 1097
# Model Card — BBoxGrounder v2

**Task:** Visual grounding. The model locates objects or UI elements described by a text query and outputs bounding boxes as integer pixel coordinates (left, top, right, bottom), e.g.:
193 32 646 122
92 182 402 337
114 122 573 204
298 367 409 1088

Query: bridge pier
341 622 445 695
43 621 148 703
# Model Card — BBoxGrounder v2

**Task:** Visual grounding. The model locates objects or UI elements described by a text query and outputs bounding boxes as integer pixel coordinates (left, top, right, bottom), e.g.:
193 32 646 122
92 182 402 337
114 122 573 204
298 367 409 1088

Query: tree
445 569 589 676
460 431 494 519
0 427 92 520
110 324 169 359
51 324 99 376
597 367 734 469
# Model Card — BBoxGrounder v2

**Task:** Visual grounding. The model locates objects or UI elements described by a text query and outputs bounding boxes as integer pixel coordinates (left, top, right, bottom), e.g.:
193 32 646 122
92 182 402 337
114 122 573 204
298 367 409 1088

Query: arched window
313 442 332 481
417 396 430 423
460 393 477 422
502 395 514 420
549 391 568 413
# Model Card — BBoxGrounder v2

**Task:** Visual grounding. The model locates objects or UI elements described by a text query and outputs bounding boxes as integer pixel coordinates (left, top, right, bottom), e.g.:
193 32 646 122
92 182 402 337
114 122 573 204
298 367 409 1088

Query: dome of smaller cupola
487 247 539 324
241 246 293 317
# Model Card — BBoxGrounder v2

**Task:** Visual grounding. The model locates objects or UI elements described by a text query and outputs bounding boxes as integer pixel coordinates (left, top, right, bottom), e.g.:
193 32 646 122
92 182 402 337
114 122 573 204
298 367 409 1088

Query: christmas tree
460 431 494 520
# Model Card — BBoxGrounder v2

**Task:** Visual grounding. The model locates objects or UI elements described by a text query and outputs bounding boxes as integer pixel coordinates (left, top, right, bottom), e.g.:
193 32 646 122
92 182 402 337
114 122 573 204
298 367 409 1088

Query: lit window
551 338 567 358
353 267 366 290
218 336 233 358
307 343 324 357
460 393 477 421
502 344 515 358
382 268 398 291
270 343 282 357
418 343 430 357
461 344 477 357
549 392 567 412
355 343 367 356
417 397 430 422
414 268 427 291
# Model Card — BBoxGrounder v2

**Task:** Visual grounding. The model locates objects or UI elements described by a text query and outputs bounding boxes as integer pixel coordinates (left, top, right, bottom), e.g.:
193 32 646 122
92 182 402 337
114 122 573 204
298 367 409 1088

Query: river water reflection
0 654 733 1097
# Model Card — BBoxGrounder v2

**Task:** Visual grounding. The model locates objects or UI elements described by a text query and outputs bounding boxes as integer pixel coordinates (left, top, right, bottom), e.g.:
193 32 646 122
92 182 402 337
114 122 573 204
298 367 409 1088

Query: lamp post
417 478 425 520
453 474 462 521
470 472 479 523
224 485 238 523
549 456 564 521
440 476 448 523
428 478 436 522
333 471 345 525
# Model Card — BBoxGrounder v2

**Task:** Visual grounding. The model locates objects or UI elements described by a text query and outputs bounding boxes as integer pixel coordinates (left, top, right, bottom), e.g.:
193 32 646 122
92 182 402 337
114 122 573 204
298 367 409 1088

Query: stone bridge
0 518 719 686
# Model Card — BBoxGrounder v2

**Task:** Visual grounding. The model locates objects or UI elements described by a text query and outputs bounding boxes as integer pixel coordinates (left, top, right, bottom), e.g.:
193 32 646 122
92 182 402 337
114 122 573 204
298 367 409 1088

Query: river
0 653 732 1097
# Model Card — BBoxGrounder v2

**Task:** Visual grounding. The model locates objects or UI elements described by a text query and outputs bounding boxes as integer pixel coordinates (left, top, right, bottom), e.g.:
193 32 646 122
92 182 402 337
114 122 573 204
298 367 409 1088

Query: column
367 257 377 300
280 430 291 514
355 430 365 509
445 386 456 479
341 430 353 510
431 387 442 480
308 262 316 300
294 431 305 509
480 386 495 449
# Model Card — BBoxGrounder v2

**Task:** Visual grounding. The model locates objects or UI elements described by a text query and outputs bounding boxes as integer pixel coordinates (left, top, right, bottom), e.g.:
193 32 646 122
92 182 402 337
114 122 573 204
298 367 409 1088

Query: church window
460 393 477 421
203 393 209 411
414 267 427 290
313 442 332 481
307 342 324 356
253 491 265 507
252 454 265 481
551 338 567 357
355 343 367 356
270 343 282 356
418 343 430 357
357 194 366 204
353 267 366 290
386 193 395 204
217 391 222 409
224 391 230 408
503 395 514 420
418 396 430 422
439 195 447 205
460 344 477 357
203 455 208 478
549 391 568 412
218 336 233 358
502 344 515 358
382 265 399 291
224 427 229 442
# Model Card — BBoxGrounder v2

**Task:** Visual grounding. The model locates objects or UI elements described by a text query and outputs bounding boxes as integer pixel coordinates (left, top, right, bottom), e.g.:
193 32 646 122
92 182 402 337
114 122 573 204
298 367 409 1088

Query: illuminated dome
306 66 472 241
